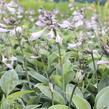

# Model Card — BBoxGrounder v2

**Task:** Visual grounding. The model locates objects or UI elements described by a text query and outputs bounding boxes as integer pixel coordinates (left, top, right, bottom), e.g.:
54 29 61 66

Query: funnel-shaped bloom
56 34 63 45
0 28 9 33
46 29 54 40
30 28 46 41
97 60 109 65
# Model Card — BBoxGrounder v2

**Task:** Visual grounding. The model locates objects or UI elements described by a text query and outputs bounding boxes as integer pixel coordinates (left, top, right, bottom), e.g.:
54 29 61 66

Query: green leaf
28 71 49 83
48 105 69 109
96 86 109 109
48 52 57 67
63 60 72 74
95 86 109 103
6 90 34 102
0 70 19 95
51 75 62 87
72 95 91 109
23 105 40 109
1 90 33 109
0 100 11 109
35 83 65 104
63 60 74 84
98 78 109 91
66 84 83 102
15 64 24 73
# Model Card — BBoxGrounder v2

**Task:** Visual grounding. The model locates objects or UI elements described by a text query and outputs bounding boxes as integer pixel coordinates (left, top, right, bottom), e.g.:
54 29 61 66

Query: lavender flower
56 34 63 45
46 29 54 40
0 28 10 33
30 28 46 41
97 60 109 65
60 20 70 29
2 55 17 69
68 42 82 49
29 56 39 59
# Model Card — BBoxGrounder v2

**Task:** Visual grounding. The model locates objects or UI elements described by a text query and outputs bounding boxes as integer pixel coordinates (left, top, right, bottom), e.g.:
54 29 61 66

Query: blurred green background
18 0 109 20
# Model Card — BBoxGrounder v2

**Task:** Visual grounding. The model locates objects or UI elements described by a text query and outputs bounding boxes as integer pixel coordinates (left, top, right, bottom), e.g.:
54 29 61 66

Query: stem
91 53 98 88
69 84 78 109
57 43 64 89
91 53 96 71
15 27 31 88
53 28 65 92
51 91 54 106
49 83 54 106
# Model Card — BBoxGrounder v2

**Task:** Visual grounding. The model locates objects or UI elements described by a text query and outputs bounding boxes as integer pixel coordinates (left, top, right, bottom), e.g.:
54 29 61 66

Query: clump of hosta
1 1 109 109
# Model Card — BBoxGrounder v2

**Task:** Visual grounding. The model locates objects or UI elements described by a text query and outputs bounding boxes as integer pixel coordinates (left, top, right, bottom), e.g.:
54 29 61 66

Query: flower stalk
68 83 78 109
53 28 65 95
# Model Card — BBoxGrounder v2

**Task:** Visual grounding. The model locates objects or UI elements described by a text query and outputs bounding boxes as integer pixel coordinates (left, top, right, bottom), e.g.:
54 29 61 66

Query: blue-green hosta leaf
72 95 91 109
0 70 19 95
23 105 40 109
66 84 83 102
95 86 109 103
48 105 69 109
35 83 65 104
96 86 109 109
28 71 49 83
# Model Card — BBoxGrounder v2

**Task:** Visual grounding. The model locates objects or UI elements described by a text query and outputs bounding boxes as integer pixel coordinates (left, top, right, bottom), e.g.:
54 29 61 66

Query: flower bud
75 70 84 83
49 83 54 93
